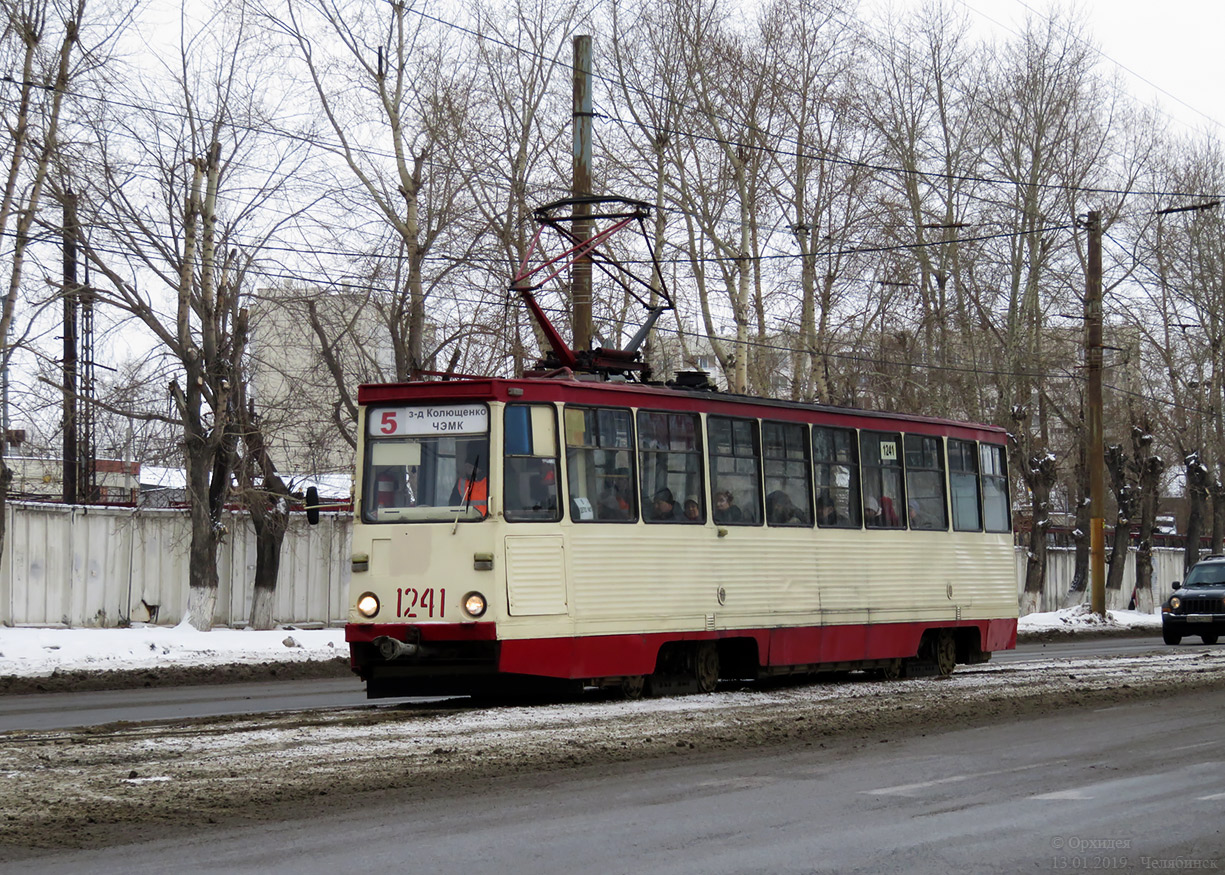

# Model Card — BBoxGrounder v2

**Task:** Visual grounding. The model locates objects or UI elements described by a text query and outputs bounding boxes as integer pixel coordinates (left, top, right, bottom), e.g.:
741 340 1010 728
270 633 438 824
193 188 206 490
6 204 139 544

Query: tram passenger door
504 535 568 615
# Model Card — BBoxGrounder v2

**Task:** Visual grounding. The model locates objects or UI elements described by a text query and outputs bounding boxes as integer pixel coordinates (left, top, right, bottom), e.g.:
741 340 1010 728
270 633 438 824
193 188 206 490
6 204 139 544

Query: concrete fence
0 502 349 628
1019 546 1186 613
0 502 1189 627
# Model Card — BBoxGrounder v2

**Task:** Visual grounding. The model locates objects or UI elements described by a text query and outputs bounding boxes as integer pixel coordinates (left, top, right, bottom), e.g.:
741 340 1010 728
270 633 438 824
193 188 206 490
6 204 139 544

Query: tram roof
356 376 1006 443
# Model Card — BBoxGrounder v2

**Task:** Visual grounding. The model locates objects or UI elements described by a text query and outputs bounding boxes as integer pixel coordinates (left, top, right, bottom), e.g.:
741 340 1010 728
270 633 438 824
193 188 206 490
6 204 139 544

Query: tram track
2 648 1224 858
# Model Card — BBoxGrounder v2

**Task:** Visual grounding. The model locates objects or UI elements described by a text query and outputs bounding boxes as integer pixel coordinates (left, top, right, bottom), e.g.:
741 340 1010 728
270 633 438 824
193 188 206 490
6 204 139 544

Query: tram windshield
363 403 489 523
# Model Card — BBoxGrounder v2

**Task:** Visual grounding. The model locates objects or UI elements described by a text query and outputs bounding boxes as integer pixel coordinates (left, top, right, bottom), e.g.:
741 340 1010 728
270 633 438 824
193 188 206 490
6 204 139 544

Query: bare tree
0 0 93 566
63 5 309 629
261 0 479 404
759 0 875 404
863 1 991 420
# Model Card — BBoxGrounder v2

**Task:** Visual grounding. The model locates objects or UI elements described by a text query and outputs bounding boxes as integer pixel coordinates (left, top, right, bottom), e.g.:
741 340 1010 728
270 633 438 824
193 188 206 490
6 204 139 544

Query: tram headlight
463 591 487 618
1170 596 1181 611
356 592 381 618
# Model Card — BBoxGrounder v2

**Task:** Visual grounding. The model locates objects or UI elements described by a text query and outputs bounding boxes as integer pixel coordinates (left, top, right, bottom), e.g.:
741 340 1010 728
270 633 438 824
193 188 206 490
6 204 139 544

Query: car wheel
1163 627 1182 645
1200 634 1219 645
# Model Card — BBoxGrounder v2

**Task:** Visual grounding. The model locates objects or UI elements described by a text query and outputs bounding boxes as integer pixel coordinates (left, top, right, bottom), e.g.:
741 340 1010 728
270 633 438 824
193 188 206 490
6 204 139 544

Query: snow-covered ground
0 606 1162 679
0 621 347 679
1017 604 1162 635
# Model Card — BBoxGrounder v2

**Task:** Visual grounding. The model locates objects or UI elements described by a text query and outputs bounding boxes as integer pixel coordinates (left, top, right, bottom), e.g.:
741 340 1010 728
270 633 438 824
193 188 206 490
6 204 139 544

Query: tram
340 198 1018 698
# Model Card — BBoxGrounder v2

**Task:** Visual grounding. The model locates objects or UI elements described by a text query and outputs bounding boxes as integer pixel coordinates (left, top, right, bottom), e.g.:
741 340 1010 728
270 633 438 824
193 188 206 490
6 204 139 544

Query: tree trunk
1019 453 1057 616
1184 453 1208 573
1211 481 1225 556
1132 426 1164 614
1104 444 1135 598
248 478 290 631
0 460 10 579
1012 407 1057 615
1063 439 1090 608
185 438 221 631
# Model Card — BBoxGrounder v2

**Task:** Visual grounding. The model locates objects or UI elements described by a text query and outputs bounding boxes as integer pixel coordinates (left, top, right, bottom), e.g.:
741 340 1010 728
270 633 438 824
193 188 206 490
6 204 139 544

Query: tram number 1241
397 587 445 619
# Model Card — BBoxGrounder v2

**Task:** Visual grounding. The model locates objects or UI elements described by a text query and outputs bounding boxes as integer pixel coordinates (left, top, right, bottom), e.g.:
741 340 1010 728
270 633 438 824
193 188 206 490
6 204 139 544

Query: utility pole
1084 210 1105 617
63 192 79 505
571 34 593 354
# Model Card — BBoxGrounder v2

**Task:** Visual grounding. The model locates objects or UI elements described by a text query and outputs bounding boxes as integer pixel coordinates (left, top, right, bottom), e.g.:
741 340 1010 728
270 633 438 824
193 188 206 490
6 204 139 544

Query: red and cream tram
344 376 1017 698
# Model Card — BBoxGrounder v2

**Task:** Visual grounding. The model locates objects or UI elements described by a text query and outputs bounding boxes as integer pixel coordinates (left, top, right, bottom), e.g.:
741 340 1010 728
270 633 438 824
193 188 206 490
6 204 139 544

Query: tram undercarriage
352 624 998 700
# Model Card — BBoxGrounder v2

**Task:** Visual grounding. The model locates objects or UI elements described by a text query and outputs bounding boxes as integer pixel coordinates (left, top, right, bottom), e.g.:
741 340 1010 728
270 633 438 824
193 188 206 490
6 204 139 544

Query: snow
1017 603 1162 634
0 620 346 679
0 606 1163 680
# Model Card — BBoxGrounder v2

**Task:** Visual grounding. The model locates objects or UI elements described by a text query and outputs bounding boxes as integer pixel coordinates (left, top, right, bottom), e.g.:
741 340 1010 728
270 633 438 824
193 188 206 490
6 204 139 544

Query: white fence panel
1 502 350 628
0 500 1198 627
1018 546 1187 613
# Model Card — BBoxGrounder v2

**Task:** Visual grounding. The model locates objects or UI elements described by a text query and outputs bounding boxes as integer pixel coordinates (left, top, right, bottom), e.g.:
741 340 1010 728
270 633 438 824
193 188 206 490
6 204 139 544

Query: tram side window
503 404 561 522
565 406 637 522
813 426 861 528
638 410 704 523
903 434 948 530
707 416 761 525
763 421 812 527
980 443 1011 533
949 438 982 532
860 431 904 529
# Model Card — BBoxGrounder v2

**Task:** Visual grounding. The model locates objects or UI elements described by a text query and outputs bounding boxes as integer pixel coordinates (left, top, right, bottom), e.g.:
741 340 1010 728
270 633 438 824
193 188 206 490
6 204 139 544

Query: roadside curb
0 657 353 697
1017 627 1161 644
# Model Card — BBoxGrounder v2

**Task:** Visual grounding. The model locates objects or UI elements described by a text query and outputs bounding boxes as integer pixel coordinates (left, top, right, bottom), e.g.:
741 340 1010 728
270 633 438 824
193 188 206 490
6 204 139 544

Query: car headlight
1170 596 1181 611
356 592 380 618
463 591 487 618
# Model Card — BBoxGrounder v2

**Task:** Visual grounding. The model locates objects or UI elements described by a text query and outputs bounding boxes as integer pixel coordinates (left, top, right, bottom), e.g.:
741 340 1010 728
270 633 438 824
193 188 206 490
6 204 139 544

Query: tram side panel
556 522 1015 675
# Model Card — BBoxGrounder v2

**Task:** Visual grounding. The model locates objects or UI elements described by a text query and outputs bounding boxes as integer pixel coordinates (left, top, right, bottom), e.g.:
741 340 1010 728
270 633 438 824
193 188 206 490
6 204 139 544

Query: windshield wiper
452 455 481 535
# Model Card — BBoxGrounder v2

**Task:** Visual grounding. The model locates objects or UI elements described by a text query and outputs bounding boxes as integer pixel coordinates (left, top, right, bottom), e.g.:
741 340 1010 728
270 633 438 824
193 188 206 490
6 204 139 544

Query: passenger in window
879 495 899 527
683 497 702 521
652 488 681 521
597 474 631 520
713 490 743 523
528 472 557 513
816 492 842 526
767 490 803 526
375 469 401 509
864 495 880 526
451 444 488 515
908 499 923 529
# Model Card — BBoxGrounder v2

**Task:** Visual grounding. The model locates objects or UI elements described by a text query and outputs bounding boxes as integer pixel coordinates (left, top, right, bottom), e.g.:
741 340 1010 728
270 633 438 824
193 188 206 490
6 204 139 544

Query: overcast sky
959 0 1225 137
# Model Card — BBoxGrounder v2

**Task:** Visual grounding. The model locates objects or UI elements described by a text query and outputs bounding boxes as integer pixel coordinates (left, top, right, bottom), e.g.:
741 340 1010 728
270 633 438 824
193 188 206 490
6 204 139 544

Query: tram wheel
933 630 957 678
620 675 646 699
694 642 719 693
1201 634 1219 645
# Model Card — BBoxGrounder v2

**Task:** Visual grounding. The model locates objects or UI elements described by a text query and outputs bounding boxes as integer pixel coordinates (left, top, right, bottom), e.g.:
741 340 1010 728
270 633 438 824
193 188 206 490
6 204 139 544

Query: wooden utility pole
1085 210 1106 617
571 34 593 354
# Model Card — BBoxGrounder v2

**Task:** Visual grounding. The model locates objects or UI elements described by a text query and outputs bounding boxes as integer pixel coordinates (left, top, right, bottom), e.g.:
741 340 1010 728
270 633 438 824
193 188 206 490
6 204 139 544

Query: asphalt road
9 679 1223 874
0 636 1180 732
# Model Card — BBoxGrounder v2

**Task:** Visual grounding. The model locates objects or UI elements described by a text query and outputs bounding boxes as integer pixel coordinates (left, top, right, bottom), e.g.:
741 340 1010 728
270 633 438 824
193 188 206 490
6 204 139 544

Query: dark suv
1162 556 1225 645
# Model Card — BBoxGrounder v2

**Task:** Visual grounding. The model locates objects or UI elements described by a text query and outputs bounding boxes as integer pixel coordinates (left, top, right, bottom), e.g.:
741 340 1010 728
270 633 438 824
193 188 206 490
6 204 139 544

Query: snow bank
0 623 346 678
1017 603 1162 635
0 605 1164 680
